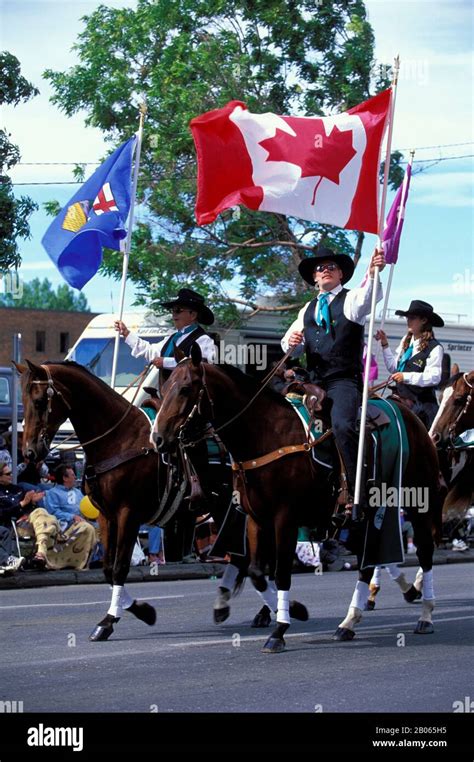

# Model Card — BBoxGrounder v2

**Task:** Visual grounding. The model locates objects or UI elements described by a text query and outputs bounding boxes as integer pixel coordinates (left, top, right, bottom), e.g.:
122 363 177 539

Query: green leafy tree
0 277 90 311
0 52 39 270
45 0 400 323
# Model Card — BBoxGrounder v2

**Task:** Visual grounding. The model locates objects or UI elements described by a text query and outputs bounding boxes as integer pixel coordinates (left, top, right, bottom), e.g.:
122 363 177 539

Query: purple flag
363 344 378 382
382 163 412 265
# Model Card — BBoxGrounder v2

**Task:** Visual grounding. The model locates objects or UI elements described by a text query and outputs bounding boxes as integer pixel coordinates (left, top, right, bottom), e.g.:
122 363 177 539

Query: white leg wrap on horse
371 566 382 586
422 569 434 600
121 585 134 610
351 581 370 610
420 599 435 623
388 567 411 593
277 590 290 625
414 567 424 592
221 563 239 592
108 585 124 618
339 582 368 630
257 585 278 612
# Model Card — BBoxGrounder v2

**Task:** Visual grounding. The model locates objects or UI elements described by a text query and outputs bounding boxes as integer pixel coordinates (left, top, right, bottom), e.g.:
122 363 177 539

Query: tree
44 0 399 323
0 277 90 311
0 52 39 270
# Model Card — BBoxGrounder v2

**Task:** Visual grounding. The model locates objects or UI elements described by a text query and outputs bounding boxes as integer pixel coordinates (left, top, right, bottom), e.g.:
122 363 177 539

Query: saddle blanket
286 394 410 568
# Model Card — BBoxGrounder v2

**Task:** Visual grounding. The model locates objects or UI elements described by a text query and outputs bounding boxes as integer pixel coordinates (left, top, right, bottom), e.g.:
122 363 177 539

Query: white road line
2 614 472 669
0 595 184 610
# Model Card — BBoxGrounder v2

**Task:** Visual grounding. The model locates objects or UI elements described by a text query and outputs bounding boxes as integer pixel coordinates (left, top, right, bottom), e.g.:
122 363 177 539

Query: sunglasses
314 263 339 273
2 471 12 476
171 307 192 315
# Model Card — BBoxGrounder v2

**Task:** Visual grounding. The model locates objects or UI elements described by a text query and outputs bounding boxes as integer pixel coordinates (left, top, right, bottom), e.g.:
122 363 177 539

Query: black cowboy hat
395 300 444 328
161 288 214 325
298 246 355 286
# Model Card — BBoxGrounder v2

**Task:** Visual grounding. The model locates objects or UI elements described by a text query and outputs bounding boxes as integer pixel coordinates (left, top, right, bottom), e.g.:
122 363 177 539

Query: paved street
0 563 472 713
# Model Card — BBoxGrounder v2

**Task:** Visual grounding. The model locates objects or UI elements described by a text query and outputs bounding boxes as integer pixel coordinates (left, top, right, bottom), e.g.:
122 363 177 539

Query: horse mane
43 360 129 404
212 362 291 409
440 371 464 391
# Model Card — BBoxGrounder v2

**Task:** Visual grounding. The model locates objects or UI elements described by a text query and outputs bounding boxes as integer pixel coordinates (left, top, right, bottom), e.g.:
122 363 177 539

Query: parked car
0 366 24 434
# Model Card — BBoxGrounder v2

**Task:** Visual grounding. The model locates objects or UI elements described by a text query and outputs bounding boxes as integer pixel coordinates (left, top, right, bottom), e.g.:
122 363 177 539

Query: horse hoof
365 600 376 611
333 626 355 641
89 624 114 642
129 601 157 626
289 600 309 622
261 636 286 653
251 606 272 628
404 585 422 604
414 620 434 635
214 606 230 624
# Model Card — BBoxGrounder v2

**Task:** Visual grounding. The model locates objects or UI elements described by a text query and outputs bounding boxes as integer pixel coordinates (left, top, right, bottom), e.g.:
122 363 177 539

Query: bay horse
153 345 443 653
17 359 164 641
16 359 277 639
430 370 474 520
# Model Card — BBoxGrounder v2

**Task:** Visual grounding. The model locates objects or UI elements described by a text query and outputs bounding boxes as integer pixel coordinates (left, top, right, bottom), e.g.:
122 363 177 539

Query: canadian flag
190 89 391 234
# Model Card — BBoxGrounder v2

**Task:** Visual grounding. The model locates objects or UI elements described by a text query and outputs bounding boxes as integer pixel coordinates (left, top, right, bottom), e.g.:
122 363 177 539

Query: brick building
0 308 98 365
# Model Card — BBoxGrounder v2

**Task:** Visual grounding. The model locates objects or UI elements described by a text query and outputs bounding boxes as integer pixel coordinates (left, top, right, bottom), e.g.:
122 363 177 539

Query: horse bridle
28 365 73 451
449 372 474 443
28 364 138 453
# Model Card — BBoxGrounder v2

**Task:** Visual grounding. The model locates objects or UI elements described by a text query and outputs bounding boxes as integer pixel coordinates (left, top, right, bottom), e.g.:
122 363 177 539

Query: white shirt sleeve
382 337 405 374
402 344 444 387
343 275 383 325
281 303 310 356
125 332 165 362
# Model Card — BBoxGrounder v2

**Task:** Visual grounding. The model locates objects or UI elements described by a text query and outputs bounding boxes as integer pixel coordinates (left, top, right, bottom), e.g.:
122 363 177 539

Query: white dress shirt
382 337 443 388
125 327 216 369
281 275 383 356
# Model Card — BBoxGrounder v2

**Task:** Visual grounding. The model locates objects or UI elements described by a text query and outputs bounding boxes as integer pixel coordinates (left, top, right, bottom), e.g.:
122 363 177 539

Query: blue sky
2 0 473 323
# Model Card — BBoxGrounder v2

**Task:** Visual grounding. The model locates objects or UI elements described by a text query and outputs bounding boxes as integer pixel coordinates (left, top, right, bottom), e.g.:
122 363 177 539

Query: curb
0 551 472 590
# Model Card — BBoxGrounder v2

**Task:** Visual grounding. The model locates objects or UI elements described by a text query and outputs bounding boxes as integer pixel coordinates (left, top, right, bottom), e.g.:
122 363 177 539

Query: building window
36 331 46 353
60 332 70 354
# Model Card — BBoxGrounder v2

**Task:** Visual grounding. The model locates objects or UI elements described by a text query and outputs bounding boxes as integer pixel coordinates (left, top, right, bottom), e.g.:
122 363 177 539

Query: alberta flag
190 89 391 234
42 137 136 289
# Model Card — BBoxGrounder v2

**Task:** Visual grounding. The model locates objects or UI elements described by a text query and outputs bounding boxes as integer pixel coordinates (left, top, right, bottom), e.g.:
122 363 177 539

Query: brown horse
430 370 474 446
17 359 164 641
153 345 443 653
16 359 274 638
430 370 474 518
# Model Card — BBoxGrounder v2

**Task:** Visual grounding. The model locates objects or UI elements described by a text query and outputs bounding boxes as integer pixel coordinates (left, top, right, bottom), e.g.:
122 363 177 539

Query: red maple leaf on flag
259 117 357 205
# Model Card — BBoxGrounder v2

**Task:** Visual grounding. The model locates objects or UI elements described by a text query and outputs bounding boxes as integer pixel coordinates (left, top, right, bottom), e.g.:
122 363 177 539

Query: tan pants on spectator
28 508 97 570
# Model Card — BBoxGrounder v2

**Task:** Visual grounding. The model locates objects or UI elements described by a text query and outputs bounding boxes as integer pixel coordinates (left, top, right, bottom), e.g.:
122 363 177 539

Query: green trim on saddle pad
285 394 333 468
368 398 409 485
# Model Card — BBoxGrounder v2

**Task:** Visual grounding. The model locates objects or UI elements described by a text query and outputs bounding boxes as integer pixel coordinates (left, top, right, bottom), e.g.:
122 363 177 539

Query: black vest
303 289 364 384
160 326 208 380
398 338 441 404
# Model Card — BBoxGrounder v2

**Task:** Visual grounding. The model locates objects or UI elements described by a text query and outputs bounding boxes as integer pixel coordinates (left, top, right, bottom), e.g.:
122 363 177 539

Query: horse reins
29 363 152 453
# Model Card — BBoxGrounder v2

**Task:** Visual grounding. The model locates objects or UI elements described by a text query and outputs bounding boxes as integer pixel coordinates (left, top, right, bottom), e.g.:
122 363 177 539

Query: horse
17 359 168 640
16 359 282 638
430 370 474 529
153 345 443 653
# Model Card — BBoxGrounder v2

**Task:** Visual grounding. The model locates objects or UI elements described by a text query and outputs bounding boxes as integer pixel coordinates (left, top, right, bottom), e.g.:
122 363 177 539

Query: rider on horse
114 288 216 380
375 300 444 430
281 245 386 509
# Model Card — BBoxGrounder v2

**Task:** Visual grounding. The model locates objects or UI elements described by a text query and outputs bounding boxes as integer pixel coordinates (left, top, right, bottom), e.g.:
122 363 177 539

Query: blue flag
42 137 136 289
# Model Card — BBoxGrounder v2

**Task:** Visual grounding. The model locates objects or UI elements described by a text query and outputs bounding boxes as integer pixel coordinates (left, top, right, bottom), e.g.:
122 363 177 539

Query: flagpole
377 149 415 342
352 56 400 518
110 102 146 389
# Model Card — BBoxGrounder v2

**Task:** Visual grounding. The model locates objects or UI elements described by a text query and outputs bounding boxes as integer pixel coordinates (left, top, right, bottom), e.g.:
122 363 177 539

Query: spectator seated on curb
0 461 44 574
26 465 98 570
